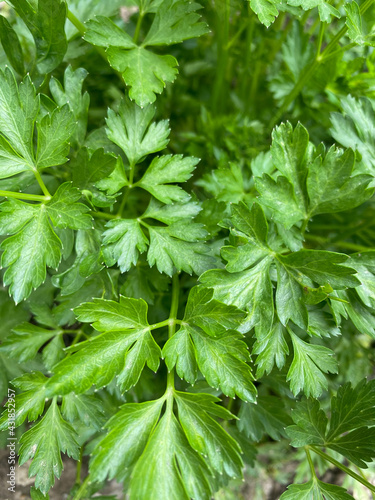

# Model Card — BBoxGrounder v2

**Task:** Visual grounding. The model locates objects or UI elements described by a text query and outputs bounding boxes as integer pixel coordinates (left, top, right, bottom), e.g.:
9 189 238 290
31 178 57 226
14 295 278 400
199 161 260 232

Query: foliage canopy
1 0 375 499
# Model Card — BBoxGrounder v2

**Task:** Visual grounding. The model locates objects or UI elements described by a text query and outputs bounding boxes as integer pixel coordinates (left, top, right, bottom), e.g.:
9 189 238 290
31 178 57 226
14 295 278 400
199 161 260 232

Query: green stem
301 218 310 235
242 5 254 108
115 192 129 218
308 16 321 35
225 19 247 50
309 446 375 494
133 11 144 43
70 331 84 348
67 9 86 36
150 318 183 331
305 234 368 252
0 190 48 202
305 446 317 478
316 22 325 57
115 163 136 218
75 447 83 485
92 210 116 220
33 169 51 198
212 0 230 114
167 274 180 394
320 42 356 62
356 466 375 500
72 475 91 500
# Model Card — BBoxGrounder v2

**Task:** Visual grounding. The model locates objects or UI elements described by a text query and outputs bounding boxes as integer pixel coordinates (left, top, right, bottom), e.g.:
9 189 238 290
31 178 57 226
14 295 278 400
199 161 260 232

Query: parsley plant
0 1 375 499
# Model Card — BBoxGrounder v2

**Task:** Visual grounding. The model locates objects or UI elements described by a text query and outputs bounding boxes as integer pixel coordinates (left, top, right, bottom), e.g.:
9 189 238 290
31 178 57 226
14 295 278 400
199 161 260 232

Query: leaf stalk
0 190 48 202
309 446 375 494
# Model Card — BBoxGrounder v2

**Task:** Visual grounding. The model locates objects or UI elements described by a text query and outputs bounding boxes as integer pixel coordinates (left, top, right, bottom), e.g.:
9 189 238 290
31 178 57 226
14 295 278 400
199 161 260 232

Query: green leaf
49 65 90 146
162 327 198 384
72 148 117 192
52 228 103 296
238 395 292 441
286 399 328 446
142 198 202 224
326 378 375 441
0 289 29 339
308 310 341 338
278 250 360 289
163 286 247 386
147 224 214 276
330 95 375 175
257 122 371 226
224 202 271 267
143 0 209 46
175 391 242 477
345 1 375 46
107 47 178 107
201 258 274 333
61 393 107 430
30 487 50 500
102 219 149 273
11 0 67 73
269 122 310 211
0 201 61 303
84 0 207 107
0 181 93 301
0 134 31 179
47 297 160 395
84 16 136 48
347 252 375 309
129 410 213 500
337 289 375 338
0 68 76 180
0 372 48 430
164 324 256 401
287 331 338 397
120 258 169 304
89 399 164 482
327 427 375 467
46 183 92 230
138 154 199 204
275 260 308 329
253 322 289 377
201 203 275 334
196 163 252 204
256 174 306 228
0 68 38 166
36 105 75 169
0 322 61 363
74 296 149 331
105 97 169 166
42 334 65 370
182 286 246 336
47 329 158 395
307 146 373 216
18 399 79 495
287 0 340 22
0 15 25 75
280 479 354 499
286 380 375 468
190 327 256 402
247 0 280 27
72 147 118 208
